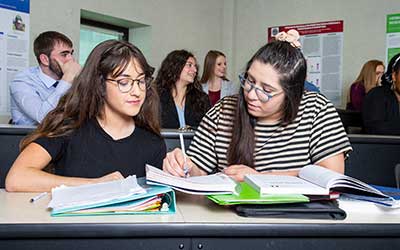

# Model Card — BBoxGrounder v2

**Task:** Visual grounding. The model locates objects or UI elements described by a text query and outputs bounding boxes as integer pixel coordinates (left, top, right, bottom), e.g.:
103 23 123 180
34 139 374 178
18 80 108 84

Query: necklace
253 121 286 155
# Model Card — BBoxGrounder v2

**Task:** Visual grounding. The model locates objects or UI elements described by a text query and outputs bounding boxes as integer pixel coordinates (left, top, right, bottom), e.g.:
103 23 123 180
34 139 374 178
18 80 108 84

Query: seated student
162 30 352 182
10 31 81 125
5 40 166 192
347 60 385 111
362 53 400 135
200 50 238 106
154 50 211 129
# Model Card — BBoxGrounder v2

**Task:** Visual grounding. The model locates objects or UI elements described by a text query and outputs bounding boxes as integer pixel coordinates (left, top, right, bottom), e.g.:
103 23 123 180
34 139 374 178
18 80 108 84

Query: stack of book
48 175 176 216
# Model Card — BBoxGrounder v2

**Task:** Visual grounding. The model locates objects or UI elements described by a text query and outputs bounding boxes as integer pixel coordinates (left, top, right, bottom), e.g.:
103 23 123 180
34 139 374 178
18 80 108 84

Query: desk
1 190 399 250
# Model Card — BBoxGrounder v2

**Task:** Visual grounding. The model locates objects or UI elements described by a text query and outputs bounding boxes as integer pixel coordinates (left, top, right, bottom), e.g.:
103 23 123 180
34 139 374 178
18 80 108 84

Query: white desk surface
1 189 399 225
0 190 183 224
177 192 400 224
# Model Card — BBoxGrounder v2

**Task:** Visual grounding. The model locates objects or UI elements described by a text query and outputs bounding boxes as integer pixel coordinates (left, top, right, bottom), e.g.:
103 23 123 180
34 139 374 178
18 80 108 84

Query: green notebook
207 182 309 206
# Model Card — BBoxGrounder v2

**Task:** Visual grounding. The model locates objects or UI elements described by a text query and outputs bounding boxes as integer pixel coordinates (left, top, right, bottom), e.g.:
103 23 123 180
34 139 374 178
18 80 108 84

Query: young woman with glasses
163 38 352 182
6 40 166 192
154 50 211 129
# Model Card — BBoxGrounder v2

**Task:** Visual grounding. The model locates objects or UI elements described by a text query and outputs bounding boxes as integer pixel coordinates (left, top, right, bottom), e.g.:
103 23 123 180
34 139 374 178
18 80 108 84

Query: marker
29 192 47 203
179 133 189 177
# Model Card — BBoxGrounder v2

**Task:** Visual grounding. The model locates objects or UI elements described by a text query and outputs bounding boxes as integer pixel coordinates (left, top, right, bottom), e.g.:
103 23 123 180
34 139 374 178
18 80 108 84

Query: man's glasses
238 73 282 102
107 76 153 93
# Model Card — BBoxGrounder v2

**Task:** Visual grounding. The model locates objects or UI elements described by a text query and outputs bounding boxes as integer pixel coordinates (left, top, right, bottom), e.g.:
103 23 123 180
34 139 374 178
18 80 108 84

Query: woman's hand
223 164 259 182
95 171 124 183
163 148 194 177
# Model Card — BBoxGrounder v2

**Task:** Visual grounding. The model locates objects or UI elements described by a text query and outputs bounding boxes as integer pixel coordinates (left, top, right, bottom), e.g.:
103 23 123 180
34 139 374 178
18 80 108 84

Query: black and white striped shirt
187 92 352 173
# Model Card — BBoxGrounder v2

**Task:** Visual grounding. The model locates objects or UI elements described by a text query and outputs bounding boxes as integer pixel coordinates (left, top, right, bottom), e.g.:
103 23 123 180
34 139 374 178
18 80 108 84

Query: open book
48 176 176 216
245 165 398 207
146 164 238 195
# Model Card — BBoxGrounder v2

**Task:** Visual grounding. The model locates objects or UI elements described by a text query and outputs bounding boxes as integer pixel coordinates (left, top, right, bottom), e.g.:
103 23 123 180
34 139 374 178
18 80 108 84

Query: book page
299 165 386 198
146 164 237 193
299 165 344 188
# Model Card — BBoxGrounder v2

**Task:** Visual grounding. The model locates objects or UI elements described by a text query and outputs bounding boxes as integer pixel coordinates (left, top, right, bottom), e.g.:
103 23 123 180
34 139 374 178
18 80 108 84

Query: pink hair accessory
274 29 301 48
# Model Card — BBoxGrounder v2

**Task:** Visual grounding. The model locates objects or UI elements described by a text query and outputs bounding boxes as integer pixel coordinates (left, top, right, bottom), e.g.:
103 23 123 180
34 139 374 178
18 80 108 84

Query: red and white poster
268 20 344 106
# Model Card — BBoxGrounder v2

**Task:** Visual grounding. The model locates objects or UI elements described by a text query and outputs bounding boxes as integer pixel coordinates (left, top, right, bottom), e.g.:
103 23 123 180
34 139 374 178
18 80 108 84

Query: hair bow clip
274 29 301 48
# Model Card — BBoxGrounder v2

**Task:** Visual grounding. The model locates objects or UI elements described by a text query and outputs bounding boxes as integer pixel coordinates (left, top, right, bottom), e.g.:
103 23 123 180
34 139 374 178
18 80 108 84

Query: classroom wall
0 0 230 123
1 0 399 123
29 0 228 70
230 0 400 107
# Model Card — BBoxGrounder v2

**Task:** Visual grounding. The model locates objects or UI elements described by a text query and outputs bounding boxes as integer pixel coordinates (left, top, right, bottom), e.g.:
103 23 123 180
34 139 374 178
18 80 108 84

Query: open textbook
245 165 399 207
145 164 238 195
48 176 176 216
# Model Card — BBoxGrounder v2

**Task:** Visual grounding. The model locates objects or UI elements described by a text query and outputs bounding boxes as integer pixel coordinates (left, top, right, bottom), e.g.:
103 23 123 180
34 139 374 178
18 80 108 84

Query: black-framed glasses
238 73 282 102
107 76 153 93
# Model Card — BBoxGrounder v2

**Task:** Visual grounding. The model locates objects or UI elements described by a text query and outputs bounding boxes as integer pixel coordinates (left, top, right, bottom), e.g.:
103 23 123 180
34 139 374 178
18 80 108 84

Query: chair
346 134 400 187
162 129 194 152
336 109 363 134
0 125 35 188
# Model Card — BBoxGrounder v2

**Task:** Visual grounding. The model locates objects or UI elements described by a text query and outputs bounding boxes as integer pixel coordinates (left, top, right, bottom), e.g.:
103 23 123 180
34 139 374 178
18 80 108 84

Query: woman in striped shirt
163 33 352 182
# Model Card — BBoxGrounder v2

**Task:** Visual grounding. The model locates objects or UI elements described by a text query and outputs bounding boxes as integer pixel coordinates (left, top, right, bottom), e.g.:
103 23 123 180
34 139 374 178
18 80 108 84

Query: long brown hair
199 50 229 83
154 50 208 114
354 60 384 93
21 40 160 150
227 41 306 166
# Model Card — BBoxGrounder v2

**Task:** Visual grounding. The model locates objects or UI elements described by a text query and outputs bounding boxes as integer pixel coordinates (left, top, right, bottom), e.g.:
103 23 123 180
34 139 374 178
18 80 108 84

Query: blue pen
179 133 189 177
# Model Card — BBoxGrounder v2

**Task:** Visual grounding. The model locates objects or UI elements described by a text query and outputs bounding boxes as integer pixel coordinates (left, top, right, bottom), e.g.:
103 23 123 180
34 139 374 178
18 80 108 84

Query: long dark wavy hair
227 41 306 167
21 40 160 150
154 50 209 113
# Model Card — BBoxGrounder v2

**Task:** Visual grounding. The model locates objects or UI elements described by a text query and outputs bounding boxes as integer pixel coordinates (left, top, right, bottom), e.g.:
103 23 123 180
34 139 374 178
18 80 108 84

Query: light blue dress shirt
175 104 186 128
9 66 71 125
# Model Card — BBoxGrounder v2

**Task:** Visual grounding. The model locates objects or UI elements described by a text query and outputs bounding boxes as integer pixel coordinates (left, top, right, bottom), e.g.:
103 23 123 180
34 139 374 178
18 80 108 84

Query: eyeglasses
107 76 153 93
238 73 282 102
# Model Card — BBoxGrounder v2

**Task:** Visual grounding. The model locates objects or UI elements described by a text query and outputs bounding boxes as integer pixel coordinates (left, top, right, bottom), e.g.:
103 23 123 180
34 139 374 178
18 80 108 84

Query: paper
146 164 237 195
48 175 146 211
245 174 329 195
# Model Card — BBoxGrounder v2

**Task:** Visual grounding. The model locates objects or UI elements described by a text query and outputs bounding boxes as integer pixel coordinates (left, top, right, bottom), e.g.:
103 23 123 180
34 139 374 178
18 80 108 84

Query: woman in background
6 40 166 192
363 53 400 135
347 60 385 111
155 50 210 129
200 50 238 106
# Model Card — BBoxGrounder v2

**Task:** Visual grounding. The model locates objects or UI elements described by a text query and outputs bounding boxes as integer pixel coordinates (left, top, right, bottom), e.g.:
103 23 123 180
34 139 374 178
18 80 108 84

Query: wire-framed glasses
238 73 282 102
107 76 153 93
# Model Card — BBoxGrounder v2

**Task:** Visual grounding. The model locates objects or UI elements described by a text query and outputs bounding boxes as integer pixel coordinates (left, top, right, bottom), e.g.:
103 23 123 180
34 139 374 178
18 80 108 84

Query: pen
179 133 189 178
30 192 47 203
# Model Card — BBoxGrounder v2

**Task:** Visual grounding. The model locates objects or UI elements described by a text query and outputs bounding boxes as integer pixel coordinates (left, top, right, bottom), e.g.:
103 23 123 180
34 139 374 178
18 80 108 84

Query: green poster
386 14 400 63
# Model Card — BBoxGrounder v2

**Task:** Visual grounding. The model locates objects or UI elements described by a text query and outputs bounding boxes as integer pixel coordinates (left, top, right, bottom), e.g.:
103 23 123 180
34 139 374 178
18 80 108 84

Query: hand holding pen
179 133 189 178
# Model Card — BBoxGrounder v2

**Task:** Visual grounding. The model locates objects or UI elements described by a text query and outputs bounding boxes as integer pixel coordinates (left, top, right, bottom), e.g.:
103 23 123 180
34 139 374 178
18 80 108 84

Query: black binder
233 200 346 220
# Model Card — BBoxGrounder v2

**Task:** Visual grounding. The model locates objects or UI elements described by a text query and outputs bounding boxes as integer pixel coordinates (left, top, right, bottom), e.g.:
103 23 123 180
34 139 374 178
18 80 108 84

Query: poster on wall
0 0 29 116
268 20 344 107
386 13 400 65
